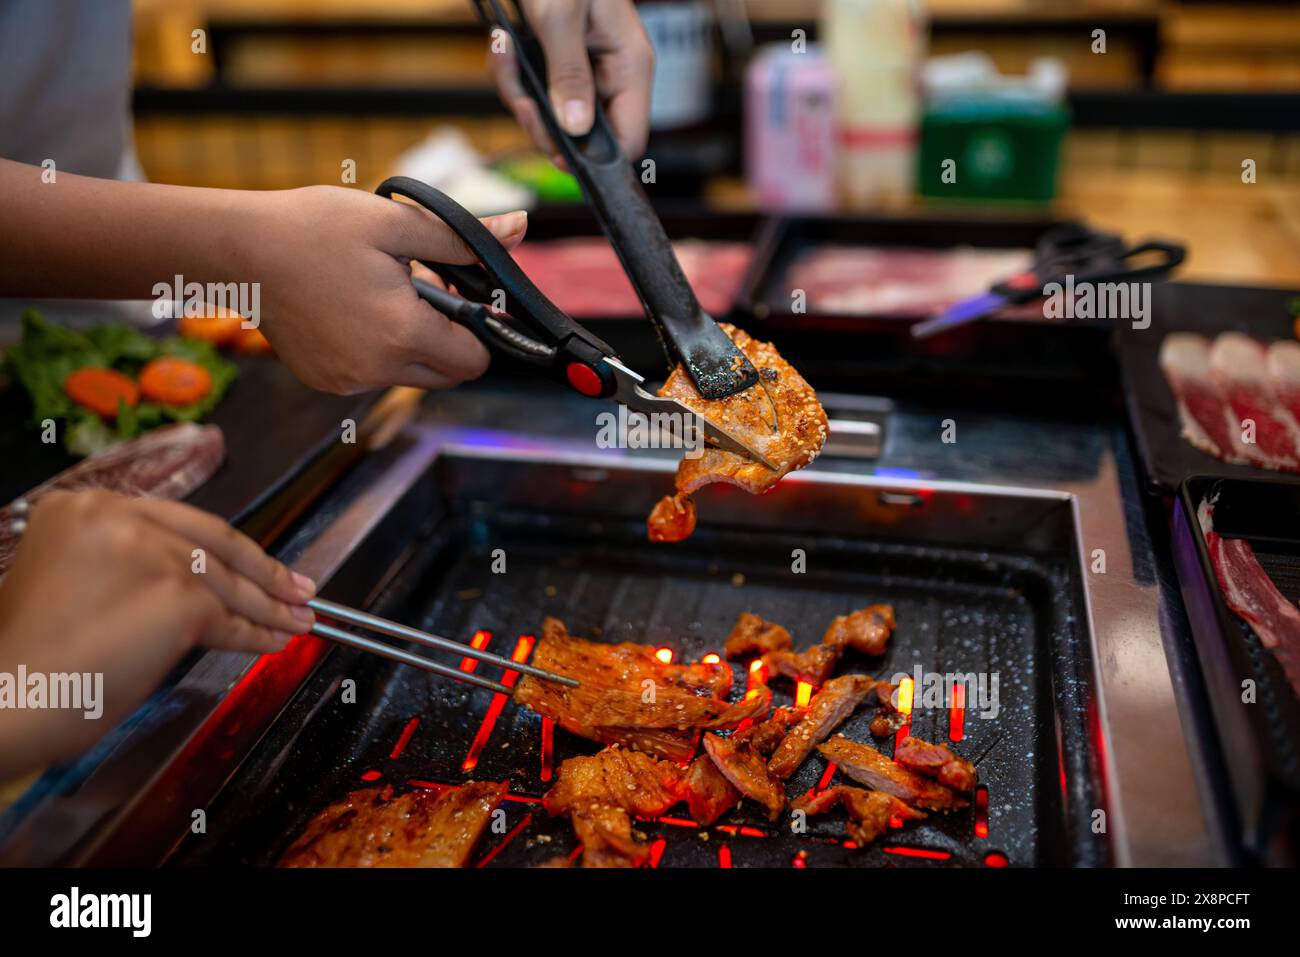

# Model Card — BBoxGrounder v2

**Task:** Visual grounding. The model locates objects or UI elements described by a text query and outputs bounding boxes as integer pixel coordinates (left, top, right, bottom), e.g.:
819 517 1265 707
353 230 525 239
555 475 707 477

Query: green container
917 95 1068 203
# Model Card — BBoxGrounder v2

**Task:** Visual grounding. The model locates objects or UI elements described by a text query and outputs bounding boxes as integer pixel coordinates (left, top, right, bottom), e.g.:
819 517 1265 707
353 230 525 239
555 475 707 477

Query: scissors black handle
376 176 620 399
469 0 759 400
993 223 1185 304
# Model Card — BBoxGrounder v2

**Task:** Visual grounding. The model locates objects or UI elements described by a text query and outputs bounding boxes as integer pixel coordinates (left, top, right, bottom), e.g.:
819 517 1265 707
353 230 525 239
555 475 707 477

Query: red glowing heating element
701 653 721 665
816 761 837 792
475 812 533 868
648 838 667 868
360 769 381 782
655 648 674 664
795 681 814 708
983 851 1009 868
792 850 808 868
462 634 535 772
717 845 733 868
895 675 914 750
975 785 989 838
949 681 965 741
744 659 768 700
882 846 952 861
540 717 555 782
459 630 492 672
389 716 420 760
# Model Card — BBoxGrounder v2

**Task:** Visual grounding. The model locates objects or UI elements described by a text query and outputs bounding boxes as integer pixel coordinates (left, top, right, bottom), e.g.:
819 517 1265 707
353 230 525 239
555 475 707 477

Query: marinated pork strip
571 802 650 868
1209 332 1300 469
544 747 686 819
1159 333 1255 465
647 323 828 542
791 785 926 846
515 618 745 761
734 705 805 756
816 735 967 812
768 674 876 779
822 604 895 655
724 612 793 658
0 422 225 577
762 642 844 686
647 493 696 543
1200 499 1300 698
702 732 786 821
279 781 507 868
683 753 741 825
894 735 978 791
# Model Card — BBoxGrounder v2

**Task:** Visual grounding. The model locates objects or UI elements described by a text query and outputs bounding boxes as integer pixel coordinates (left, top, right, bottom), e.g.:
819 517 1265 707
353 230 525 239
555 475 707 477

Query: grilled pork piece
822 604 895 655
768 674 876 779
894 736 978 791
544 747 686 818
279 781 506 868
702 732 786 821
647 323 828 541
515 618 749 761
868 681 908 738
791 785 926 846
1200 499 1300 698
735 705 805 756
816 736 967 812
683 753 741 825
647 493 696 543
571 802 650 868
762 642 844 686
724 612 794 659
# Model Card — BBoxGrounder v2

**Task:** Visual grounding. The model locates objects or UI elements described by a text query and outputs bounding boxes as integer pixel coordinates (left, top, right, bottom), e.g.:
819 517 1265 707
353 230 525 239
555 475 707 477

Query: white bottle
822 0 926 208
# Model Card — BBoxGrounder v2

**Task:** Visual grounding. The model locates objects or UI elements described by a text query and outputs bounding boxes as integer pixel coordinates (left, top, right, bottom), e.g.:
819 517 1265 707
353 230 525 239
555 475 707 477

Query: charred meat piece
735 705 805 757
868 681 909 738
279 782 506 868
515 618 743 761
544 747 686 818
649 323 828 540
822 604 895 656
791 785 926 846
816 736 967 812
571 802 650 868
768 674 876 779
725 612 794 659
762 642 844 686
702 732 786 821
894 735 978 792
647 492 697 543
683 753 741 826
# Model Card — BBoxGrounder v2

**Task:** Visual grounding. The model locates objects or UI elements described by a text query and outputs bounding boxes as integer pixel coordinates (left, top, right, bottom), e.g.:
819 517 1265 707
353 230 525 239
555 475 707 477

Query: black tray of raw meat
1172 475 1300 863
1115 281 1300 496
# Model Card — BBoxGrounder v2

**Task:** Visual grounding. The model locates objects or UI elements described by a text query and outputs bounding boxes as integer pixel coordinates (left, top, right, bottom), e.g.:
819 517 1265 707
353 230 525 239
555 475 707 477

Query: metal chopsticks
305 598 579 693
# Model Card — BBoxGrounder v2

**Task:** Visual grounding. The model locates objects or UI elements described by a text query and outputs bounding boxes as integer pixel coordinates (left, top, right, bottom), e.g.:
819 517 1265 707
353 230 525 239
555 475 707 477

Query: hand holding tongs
307 598 578 694
910 223 1186 339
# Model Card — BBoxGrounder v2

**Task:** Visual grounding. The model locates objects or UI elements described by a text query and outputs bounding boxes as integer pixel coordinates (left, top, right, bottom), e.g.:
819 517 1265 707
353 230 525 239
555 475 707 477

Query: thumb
533 3 596 136
384 205 528 264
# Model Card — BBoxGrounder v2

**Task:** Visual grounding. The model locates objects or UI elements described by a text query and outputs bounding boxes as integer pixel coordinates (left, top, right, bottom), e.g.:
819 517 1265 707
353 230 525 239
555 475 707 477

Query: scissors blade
909 291 1012 340
602 357 780 470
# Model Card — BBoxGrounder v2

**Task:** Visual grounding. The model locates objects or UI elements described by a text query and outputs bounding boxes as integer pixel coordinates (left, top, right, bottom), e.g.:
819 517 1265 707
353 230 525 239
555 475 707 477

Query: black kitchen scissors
909 223 1186 339
372 0 776 466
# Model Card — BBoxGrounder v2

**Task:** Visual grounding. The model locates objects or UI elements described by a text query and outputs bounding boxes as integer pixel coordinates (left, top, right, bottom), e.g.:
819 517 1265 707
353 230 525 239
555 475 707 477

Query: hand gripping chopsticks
306 598 579 694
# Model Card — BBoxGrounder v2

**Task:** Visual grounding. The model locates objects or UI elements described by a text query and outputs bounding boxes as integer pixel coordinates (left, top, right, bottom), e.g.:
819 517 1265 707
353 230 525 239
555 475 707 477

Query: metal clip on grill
306 598 579 695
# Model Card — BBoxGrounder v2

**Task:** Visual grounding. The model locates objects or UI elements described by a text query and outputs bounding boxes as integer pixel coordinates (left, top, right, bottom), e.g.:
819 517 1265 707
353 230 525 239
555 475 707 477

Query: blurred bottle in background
637 0 715 132
745 43 837 212
822 0 927 209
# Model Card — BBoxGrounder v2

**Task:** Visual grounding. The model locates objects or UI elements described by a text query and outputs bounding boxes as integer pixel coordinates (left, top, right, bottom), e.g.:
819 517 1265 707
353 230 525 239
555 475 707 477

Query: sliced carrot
65 367 140 419
234 326 274 355
178 310 244 347
138 356 213 406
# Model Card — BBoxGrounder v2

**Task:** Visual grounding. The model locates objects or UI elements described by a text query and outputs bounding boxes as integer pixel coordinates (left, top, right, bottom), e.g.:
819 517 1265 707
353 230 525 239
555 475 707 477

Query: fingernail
562 98 590 135
291 604 315 625
291 571 316 598
488 210 527 237
270 631 293 650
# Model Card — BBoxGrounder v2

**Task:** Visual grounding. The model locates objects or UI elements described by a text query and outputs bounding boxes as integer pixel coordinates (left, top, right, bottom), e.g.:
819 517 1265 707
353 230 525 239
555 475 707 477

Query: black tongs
464 0 759 401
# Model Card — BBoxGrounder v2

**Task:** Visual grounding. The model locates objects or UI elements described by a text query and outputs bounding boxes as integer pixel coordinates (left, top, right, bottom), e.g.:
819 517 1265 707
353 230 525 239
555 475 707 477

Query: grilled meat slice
515 618 744 761
544 747 686 818
571 802 650 868
279 781 506 868
734 705 805 757
822 604 895 656
894 735 978 792
762 642 844 686
702 732 786 821
790 785 926 846
724 612 794 659
868 680 908 738
649 323 828 540
816 735 967 812
647 492 696 543
683 752 741 825
768 674 876 779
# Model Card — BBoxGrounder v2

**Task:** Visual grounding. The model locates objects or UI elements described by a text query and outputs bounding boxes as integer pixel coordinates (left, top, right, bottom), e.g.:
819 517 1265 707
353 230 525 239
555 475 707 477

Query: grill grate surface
171 506 1102 868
